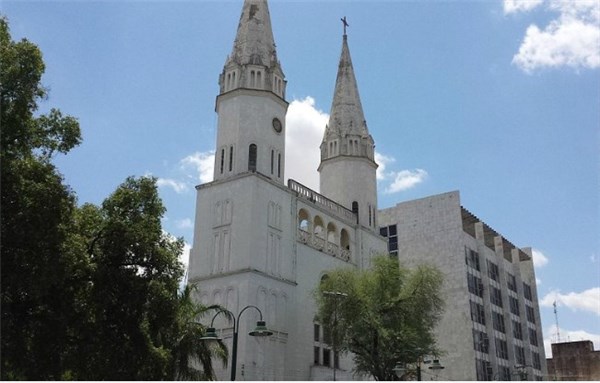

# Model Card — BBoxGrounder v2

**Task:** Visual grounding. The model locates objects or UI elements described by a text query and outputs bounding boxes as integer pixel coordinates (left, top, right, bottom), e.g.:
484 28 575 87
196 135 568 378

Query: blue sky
3 0 598 359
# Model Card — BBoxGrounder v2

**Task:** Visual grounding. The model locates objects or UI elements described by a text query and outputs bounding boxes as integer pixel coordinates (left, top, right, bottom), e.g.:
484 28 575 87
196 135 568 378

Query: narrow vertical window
271 150 274 174
278 153 281 178
229 145 233 172
248 144 257 172
368 205 372 226
220 148 225 174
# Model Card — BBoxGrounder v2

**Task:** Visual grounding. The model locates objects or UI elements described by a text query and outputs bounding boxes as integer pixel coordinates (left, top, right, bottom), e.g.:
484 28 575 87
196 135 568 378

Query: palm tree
170 284 230 380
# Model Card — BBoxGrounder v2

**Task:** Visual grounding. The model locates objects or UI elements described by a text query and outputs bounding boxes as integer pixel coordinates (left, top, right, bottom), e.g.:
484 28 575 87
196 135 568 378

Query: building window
532 351 541 370
380 224 398 256
248 144 257 172
499 366 511 381
495 338 508 360
513 320 523 340
220 148 225 174
523 283 532 300
509 296 520 316
526 305 536 324
470 300 486 325
323 348 331 367
278 153 281 178
314 346 320 365
507 272 517 292
229 145 234 172
476 359 493 381
473 329 489 353
314 323 320 342
515 345 526 365
529 328 538 346
492 311 506 333
490 286 503 308
465 248 480 271
467 273 484 297
487 260 499 282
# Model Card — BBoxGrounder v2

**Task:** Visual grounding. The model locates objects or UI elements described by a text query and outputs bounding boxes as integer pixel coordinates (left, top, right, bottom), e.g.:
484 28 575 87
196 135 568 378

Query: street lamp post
323 291 348 381
200 305 273 381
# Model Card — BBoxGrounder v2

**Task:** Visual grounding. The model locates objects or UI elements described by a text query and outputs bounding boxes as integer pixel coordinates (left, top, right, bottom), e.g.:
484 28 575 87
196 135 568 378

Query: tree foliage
316 255 445 381
1 15 83 379
1 16 225 380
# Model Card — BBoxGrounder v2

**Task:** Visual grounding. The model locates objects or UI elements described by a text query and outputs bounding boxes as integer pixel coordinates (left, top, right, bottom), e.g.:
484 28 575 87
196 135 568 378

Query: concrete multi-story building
547 340 600 380
188 0 547 380
379 192 547 380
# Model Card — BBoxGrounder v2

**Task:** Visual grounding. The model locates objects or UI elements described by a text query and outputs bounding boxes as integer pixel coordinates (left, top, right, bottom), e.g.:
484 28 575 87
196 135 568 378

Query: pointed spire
228 0 277 67
320 27 374 163
220 0 285 97
327 33 368 137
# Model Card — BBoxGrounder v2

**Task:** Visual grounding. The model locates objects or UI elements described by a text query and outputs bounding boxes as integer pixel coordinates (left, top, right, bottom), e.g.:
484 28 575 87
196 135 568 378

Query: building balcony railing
288 179 357 223
297 229 350 262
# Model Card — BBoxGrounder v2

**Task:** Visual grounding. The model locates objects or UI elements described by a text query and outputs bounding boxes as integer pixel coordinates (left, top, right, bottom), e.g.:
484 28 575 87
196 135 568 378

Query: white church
187 0 547 380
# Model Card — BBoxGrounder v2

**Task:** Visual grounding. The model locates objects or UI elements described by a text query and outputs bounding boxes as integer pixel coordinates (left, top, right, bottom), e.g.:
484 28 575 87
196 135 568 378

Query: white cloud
532 248 549 267
504 0 544 14
385 169 428 194
544 325 600 357
506 0 600 72
180 150 215 184
156 178 189 194
374 151 395 181
541 287 600 316
285 96 328 191
176 218 194 230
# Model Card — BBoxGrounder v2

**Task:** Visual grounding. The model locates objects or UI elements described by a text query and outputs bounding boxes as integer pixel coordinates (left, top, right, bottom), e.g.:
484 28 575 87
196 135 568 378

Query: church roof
226 0 278 68
324 33 369 140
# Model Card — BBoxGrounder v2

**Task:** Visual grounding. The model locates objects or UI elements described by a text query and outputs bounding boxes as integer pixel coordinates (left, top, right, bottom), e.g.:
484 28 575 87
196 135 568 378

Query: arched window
327 222 337 243
314 216 325 238
248 144 257 172
298 209 310 231
271 150 274 174
340 229 350 250
278 153 281 178
220 148 225 174
352 201 359 215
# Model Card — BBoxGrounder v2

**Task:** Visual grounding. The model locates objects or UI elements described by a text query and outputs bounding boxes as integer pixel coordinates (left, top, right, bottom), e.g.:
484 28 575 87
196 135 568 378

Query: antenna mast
553 301 561 343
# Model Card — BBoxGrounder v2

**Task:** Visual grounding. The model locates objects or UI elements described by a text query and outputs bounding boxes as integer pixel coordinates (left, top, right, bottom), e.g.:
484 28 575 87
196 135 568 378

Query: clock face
272 117 282 133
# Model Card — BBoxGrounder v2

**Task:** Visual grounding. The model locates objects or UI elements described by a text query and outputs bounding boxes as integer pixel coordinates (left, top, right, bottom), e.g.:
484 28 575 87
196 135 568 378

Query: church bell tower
318 25 379 229
213 0 288 183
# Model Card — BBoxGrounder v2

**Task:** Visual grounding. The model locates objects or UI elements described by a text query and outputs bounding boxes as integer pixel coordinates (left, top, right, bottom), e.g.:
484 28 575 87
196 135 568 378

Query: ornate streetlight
200 305 273 381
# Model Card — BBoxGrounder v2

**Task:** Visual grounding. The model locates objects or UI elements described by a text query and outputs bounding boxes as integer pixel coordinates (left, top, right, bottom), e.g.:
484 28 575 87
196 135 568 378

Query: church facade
187 0 547 380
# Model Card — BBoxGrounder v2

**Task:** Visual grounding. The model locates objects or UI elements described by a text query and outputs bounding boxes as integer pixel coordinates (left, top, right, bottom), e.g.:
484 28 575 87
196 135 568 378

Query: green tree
316 255 445 381
0 15 82 380
0 16 226 380
72 176 185 380
169 284 229 380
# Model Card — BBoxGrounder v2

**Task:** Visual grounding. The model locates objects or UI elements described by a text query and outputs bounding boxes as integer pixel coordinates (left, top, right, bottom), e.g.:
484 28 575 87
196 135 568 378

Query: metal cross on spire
341 16 349 35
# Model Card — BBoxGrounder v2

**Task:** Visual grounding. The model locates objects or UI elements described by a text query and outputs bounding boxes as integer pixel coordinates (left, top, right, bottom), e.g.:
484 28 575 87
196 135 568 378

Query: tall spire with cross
318 20 378 229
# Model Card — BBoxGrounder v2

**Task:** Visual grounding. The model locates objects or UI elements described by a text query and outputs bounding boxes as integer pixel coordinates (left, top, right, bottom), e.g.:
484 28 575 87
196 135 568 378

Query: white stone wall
189 172 387 380
319 156 378 230
213 90 288 183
